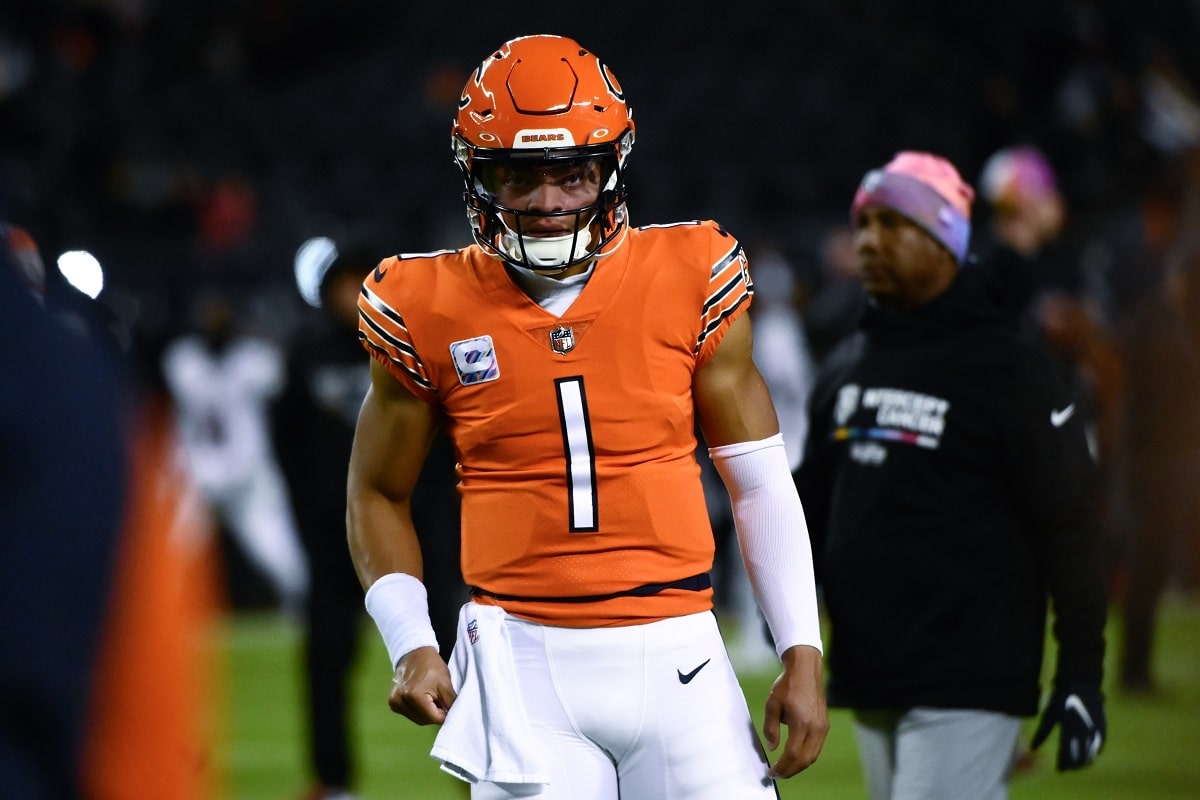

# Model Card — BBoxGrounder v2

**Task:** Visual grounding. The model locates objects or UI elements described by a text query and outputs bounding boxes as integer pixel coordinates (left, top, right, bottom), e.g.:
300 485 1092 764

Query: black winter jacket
795 266 1107 716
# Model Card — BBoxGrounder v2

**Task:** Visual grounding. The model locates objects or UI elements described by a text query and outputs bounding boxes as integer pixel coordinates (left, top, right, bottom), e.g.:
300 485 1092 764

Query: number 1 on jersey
555 376 598 532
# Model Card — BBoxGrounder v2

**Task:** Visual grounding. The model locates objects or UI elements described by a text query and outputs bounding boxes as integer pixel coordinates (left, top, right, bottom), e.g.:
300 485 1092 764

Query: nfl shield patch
550 325 575 354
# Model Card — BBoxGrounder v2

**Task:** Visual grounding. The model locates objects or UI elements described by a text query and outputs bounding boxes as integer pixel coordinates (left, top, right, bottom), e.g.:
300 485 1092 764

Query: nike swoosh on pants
677 659 711 684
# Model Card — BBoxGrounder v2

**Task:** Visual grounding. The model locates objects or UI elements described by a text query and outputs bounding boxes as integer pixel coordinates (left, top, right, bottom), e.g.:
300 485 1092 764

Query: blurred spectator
274 237 464 800
975 143 1124 508
1116 234 1200 693
1137 46 1200 161
1 227 127 798
976 145 1071 317
274 238 370 800
2 220 218 799
161 287 308 613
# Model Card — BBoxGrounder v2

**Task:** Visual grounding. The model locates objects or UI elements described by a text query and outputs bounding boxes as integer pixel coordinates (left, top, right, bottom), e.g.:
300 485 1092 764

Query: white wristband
364 572 440 669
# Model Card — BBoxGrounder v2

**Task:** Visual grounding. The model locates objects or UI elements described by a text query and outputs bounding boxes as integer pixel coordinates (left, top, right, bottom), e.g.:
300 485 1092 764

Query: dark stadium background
0 0 1194 341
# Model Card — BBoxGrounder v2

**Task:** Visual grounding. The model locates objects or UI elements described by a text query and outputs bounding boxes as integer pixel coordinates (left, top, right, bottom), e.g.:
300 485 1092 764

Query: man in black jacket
274 239 465 800
795 151 1108 800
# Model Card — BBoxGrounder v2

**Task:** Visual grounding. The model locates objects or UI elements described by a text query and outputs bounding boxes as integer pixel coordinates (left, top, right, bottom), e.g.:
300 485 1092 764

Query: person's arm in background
346 358 454 725
1007 350 1109 770
693 312 828 778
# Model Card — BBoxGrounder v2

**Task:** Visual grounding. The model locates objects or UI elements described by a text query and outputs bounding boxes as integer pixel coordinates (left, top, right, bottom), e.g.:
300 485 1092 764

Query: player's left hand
762 644 828 779
1030 682 1105 771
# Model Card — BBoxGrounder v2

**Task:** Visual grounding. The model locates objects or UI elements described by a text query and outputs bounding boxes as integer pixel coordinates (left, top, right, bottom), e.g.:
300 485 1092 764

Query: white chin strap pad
501 226 594 268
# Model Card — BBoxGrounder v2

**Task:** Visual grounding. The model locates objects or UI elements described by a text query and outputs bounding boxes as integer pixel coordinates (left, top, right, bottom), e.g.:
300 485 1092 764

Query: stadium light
56 249 104 299
294 236 338 308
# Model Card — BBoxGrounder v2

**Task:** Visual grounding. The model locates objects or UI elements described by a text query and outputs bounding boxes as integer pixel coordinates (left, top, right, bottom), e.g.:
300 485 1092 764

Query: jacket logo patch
449 335 500 386
832 384 950 459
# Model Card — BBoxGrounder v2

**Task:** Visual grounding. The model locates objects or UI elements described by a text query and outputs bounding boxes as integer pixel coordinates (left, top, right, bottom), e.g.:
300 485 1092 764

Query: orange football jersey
359 220 753 626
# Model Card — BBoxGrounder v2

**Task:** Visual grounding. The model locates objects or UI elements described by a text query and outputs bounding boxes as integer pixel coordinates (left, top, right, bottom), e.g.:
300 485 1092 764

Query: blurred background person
1116 233 1200 694
1 223 128 798
275 236 465 800
974 145 1074 326
975 145 1126 594
796 152 1109 798
975 144 1124 467
162 286 309 614
275 237 372 800
2 220 219 799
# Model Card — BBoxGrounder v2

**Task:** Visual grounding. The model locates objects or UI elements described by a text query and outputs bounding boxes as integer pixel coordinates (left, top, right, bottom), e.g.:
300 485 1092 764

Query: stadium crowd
1 2 1196 313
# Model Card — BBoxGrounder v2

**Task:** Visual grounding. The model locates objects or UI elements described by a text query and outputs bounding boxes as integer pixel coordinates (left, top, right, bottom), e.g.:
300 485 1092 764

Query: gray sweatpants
853 707 1022 800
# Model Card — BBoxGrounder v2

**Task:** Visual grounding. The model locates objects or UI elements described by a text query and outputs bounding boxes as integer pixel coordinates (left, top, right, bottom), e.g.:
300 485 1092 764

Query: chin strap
500 213 596 270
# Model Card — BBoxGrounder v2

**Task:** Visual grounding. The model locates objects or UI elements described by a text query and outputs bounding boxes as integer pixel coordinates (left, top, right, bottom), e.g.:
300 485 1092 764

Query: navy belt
469 572 712 604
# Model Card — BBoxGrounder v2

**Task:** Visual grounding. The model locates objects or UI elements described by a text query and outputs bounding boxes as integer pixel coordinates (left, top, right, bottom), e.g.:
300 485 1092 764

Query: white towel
430 603 550 786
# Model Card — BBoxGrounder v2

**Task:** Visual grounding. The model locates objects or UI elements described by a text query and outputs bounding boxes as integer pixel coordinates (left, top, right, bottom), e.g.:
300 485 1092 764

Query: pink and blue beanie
851 151 975 264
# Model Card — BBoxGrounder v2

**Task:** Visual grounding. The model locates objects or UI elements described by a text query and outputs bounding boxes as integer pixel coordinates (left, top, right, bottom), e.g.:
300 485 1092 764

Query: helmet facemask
456 136 632 273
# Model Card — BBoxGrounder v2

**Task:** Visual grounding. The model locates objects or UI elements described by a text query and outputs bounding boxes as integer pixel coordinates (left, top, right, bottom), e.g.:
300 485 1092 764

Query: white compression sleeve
709 433 823 656
364 572 440 669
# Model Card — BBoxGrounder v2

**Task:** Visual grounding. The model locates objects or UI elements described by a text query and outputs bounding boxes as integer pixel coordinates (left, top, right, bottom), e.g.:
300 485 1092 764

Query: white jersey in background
162 332 308 611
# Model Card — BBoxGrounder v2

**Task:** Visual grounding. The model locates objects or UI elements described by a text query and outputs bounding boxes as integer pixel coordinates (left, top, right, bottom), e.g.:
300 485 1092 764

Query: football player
348 34 826 799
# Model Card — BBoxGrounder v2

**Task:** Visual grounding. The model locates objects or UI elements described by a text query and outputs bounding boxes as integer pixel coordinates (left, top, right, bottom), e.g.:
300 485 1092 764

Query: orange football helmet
452 34 635 271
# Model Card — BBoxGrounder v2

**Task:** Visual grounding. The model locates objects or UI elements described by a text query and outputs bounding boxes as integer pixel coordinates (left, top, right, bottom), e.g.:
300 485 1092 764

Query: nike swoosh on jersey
677 658 711 684
1051 403 1076 428
373 263 388 282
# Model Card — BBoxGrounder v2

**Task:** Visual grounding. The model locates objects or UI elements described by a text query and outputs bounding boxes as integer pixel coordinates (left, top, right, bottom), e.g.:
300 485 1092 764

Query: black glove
1030 683 1106 771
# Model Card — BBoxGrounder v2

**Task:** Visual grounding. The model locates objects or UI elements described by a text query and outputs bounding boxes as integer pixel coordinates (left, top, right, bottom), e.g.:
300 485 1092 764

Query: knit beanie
978 145 1058 209
850 151 974 264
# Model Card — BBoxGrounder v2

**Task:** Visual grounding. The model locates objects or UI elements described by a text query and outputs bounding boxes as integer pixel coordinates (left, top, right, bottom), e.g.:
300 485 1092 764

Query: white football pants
471 611 779 800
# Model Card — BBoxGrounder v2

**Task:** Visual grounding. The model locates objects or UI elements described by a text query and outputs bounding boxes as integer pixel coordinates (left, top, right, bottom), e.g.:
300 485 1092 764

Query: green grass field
215 595 1200 799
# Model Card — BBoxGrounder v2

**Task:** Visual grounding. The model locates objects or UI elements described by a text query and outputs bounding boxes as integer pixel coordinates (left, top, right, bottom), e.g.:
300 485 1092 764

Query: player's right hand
389 645 456 724
763 644 828 778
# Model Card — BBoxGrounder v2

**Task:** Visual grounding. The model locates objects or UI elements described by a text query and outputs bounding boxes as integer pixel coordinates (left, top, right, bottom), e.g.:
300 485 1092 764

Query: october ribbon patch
449 335 500 386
